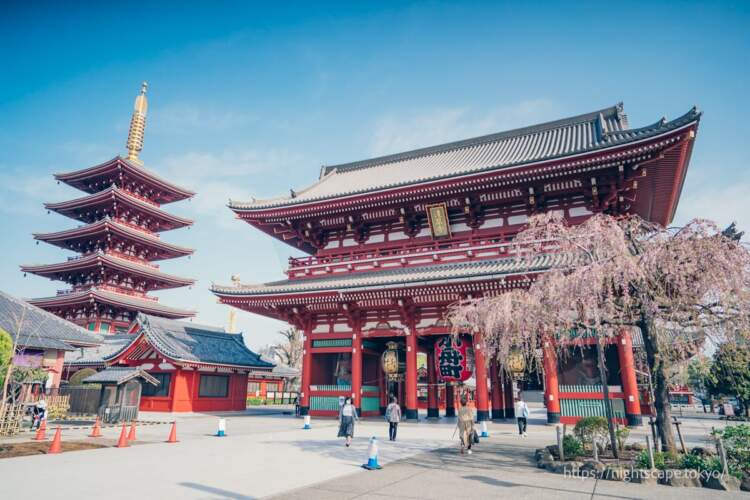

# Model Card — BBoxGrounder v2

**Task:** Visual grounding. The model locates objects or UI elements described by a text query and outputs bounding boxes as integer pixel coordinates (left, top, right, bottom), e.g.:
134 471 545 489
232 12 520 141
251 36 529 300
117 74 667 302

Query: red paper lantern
434 335 474 384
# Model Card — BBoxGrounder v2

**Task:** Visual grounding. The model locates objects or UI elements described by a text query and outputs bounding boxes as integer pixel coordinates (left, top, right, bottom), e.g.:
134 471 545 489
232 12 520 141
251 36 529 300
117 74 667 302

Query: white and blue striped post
480 420 489 438
216 418 226 437
362 436 382 470
303 415 311 430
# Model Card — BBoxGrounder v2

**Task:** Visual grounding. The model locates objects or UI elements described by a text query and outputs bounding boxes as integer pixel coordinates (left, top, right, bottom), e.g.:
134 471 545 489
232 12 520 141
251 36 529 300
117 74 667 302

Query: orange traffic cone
166 421 178 443
48 426 62 454
33 420 47 441
116 423 129 448
127 421 137 441
89 417 102 438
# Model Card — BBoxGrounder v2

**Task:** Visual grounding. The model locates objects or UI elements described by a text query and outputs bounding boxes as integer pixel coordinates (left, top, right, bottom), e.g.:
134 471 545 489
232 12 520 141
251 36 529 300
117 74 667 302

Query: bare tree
264 327 302 387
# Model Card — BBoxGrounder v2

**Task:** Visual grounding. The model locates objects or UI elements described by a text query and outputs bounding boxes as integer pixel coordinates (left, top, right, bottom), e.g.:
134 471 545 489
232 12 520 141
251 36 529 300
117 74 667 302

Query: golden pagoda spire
125 81 149 166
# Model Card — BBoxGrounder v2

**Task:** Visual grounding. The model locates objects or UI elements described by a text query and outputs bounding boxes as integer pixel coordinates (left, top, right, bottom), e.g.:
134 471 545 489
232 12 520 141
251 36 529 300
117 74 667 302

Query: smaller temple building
65 314 273 412
0 289 102 395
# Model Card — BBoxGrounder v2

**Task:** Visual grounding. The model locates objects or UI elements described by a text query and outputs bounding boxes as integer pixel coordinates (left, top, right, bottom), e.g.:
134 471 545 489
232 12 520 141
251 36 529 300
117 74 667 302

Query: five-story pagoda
21 83 196 333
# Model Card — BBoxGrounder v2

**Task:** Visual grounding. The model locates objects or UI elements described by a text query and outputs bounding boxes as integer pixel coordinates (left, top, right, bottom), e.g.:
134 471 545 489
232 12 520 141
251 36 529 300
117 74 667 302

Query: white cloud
370 98 561 156
0 168 68 215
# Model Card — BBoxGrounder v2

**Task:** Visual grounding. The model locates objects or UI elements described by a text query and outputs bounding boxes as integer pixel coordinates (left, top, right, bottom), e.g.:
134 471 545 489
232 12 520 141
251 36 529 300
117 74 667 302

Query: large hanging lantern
381 341 405 381
434 335 473 384
507 347 526 378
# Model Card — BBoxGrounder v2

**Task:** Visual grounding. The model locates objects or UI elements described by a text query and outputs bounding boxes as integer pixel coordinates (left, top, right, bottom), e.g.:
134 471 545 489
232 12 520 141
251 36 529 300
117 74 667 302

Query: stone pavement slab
279 439 747 500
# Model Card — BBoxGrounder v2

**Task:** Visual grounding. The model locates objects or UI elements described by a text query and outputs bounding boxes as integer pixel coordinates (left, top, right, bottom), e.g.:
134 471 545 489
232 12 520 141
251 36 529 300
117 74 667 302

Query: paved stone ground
275 439 747 500
0 406 744 499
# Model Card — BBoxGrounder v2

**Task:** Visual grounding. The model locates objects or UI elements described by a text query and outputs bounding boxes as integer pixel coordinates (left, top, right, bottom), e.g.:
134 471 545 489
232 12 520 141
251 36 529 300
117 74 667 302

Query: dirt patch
0 440 110 459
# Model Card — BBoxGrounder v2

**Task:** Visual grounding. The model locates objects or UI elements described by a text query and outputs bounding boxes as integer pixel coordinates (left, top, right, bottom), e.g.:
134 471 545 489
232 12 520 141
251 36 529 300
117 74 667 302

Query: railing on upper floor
286 235 558 279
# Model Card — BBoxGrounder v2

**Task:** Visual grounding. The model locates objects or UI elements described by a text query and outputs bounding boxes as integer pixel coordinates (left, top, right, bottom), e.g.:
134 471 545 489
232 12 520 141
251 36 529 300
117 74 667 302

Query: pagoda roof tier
21 251 195 291
213 252 565 299
33 218 194 261
28 288 196 319
230 104 700 215
45 186 193 231
54 156 195 204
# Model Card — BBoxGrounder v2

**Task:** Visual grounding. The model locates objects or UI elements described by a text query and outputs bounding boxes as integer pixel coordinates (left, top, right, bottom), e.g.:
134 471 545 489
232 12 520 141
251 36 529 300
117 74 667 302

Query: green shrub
711 424 750 474
246 397 264 406
563 434 583 458
635 450 679 470
574 416 608 449
615 427 630 451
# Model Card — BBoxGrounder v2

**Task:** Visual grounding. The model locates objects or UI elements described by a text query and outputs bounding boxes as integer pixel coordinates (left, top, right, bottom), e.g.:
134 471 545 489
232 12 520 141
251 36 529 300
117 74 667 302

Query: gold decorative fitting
126 81 148 166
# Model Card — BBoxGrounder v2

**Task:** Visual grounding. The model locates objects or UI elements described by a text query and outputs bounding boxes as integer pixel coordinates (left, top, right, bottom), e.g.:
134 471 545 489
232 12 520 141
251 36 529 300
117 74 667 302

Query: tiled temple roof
212 253 568 297
54 156 195 204
0 289 102 351
32 217 194 260
28 288 196 319
22 251 195 290
45 186 194 230
230 104 700 211
65 334 133 365
105 314 274 369
82 366 159 385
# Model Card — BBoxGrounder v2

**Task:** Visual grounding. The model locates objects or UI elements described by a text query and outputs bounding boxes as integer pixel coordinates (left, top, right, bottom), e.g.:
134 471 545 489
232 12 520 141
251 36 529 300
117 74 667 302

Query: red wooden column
426 344 439 419
405 328 419 421
617 328 643 426
300 327 313 416
490 359 503 420
445 384 456 417
503 374 515 418
542 338 561 424
351 330 363 413
473 333 490 422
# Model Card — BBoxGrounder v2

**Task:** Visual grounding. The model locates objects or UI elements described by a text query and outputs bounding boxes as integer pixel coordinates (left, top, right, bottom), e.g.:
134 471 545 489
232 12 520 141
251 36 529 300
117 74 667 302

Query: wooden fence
0 403 25 436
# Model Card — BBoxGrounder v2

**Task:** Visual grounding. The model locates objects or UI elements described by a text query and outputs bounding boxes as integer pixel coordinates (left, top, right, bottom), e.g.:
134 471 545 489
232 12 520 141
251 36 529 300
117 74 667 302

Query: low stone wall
533 447 748 492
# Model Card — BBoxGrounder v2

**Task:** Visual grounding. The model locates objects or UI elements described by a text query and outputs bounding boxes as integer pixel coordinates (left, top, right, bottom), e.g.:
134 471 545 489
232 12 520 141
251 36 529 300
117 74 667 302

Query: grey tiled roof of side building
65 334 133 365
104 314 275 369
0 289 102 351
230 104 701 210
82 366 159 385
212 252 569 296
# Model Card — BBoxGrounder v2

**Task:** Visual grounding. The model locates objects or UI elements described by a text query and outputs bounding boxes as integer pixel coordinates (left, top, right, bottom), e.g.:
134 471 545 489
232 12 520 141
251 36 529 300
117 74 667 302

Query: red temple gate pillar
490 359 503 420
352 331 362 413
426 344 439 419
617 328 643 426
473 333 490 422
405 328 419 421
542 338 561 424
503 375 515 418
445 384 456 417
300 328 313 415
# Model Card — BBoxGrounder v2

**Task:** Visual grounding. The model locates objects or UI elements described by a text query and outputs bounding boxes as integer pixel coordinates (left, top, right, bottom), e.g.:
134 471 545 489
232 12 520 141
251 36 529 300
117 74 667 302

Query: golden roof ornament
126 81 148 166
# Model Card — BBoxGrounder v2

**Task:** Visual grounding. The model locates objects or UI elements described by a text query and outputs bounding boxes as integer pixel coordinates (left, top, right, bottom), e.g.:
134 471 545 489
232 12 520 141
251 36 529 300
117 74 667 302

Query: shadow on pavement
180 481 255 500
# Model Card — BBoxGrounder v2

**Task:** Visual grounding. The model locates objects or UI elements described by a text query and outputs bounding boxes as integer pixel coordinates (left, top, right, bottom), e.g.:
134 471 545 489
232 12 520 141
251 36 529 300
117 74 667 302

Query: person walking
457 394 475 454
385 396 401 441
337 397 358 447
516 396 529 437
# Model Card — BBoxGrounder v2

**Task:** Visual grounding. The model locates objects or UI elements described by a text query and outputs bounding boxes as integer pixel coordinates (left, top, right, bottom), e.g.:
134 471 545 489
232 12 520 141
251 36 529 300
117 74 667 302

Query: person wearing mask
516 396 529 437
385 396 401 441
337 397 359 447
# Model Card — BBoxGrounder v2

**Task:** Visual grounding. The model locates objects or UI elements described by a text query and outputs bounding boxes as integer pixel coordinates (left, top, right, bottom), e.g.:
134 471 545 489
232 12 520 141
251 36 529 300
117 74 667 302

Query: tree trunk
639 313 677 453
596 339 619 458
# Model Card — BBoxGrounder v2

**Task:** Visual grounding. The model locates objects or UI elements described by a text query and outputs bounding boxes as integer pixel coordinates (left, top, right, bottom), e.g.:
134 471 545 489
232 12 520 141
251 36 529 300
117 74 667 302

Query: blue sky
2 1 749 349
